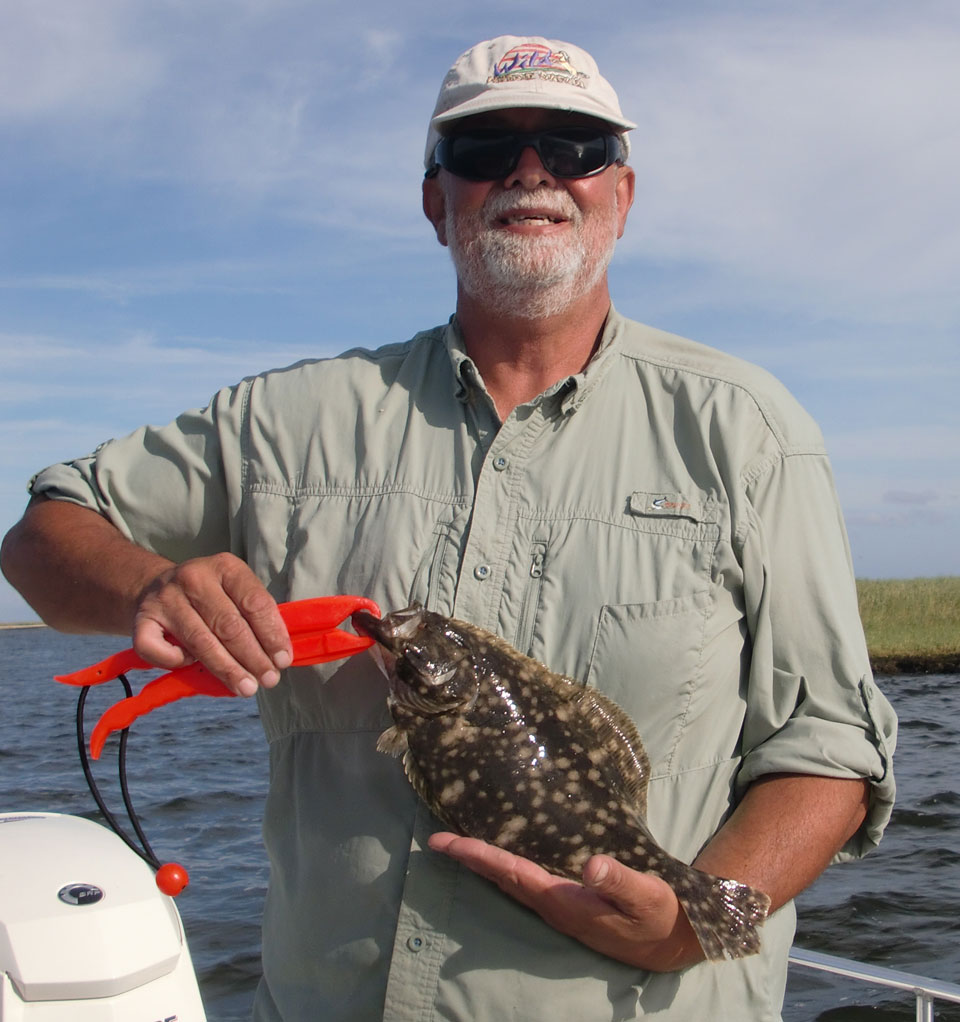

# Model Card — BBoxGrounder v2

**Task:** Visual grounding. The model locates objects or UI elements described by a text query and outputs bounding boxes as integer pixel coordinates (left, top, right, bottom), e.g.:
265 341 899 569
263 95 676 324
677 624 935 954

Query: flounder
352 603 770 961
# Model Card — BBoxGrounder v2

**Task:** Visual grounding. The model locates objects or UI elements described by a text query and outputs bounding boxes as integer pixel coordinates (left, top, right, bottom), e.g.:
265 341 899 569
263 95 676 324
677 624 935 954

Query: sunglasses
427 128 625 182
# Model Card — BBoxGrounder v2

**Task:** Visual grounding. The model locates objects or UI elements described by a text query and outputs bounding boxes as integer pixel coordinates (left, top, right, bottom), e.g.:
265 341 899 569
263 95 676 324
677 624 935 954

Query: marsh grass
857 576 960 674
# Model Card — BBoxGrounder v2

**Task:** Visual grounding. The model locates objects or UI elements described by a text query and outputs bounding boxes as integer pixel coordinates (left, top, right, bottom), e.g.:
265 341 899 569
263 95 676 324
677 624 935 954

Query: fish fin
669 863 771 961
376 725 409 757
399 750 466 836
401 749 442 814
573 687 652 819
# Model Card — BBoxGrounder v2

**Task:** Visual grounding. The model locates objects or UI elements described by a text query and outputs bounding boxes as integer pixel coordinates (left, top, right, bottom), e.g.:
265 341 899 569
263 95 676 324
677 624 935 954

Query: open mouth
498 212 568 226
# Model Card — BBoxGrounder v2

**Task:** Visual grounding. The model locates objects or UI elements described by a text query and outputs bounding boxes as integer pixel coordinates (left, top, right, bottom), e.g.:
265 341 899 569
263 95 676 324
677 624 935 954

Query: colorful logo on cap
490 44 589 89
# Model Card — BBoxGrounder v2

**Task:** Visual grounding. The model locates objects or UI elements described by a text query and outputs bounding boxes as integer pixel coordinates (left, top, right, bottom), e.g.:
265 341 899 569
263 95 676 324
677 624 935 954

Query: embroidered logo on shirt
650 497 691 512
489 44 589 89
627 491 714 524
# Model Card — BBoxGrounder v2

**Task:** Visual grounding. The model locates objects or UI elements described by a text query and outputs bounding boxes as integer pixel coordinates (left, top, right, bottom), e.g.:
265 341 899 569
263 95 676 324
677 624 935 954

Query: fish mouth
352 605 424 651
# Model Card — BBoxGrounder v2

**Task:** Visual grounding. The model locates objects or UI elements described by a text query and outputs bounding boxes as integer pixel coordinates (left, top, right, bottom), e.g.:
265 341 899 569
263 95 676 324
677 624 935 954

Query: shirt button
492 455 509 471
474 564 491 580
407 934 427 952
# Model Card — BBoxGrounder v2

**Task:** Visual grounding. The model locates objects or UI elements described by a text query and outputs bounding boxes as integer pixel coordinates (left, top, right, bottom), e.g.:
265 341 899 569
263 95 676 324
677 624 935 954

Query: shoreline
871 653 960 676
0 621 956 674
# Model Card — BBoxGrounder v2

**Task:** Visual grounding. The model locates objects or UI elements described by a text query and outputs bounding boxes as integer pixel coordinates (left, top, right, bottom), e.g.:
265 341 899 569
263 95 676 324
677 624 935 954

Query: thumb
582 855 677 920
133 616 194 670
582 854 628 897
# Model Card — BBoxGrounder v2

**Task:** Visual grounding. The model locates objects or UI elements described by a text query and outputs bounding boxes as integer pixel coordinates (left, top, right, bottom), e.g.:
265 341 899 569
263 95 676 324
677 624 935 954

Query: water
0 628 268 1022
1 628 957 1021
787 673 960 1020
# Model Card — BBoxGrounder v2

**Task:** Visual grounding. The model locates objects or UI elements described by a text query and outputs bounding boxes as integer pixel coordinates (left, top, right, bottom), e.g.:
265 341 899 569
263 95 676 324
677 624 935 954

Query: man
2 36 895 1021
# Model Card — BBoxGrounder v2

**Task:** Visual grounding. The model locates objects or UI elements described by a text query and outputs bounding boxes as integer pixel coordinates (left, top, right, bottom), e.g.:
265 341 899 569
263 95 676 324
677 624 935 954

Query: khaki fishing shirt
31 307 897 1021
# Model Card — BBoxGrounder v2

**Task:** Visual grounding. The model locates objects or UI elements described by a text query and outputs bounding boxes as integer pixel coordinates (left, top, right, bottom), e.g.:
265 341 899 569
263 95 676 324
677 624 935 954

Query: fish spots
495 815 529 845
567 846 592 873
367 604 769 962
439 778 466 805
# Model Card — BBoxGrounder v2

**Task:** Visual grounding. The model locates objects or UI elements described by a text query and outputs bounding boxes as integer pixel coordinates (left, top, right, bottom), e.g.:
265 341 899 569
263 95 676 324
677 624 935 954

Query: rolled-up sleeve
28 382 247 564
735 450 897 860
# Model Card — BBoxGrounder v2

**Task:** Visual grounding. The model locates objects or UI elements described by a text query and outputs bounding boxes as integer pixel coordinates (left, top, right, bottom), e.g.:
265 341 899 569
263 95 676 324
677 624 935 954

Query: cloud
847 509 947 528
883 490 942 506
3 3 958 327
0 330 316 437
0 0 163 120
0 262 298 303
828 424 959 462
0 3 429 194
609 13 960 321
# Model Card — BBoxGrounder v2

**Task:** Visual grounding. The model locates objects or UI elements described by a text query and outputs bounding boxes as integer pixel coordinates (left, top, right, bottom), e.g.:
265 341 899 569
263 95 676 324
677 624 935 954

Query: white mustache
480 188 578 226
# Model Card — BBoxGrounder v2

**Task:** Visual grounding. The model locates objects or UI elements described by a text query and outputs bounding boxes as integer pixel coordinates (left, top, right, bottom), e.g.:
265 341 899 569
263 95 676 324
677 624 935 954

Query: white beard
445 187 620 320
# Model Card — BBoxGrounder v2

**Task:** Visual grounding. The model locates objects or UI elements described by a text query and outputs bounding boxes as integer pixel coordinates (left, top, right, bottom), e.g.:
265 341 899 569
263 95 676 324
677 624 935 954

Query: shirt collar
444 306 625 417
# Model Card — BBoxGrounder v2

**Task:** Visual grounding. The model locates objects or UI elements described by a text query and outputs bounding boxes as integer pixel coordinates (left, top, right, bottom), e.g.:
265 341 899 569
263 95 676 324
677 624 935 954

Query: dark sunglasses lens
436 130 618 181
442 135 517 180
540 131 610 177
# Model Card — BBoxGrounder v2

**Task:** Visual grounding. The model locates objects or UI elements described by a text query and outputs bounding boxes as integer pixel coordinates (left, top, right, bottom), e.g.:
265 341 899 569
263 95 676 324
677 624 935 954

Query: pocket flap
628 491 715 524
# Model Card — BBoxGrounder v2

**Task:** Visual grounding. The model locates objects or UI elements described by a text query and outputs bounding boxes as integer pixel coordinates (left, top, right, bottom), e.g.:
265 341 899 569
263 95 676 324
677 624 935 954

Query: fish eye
427 666 459 688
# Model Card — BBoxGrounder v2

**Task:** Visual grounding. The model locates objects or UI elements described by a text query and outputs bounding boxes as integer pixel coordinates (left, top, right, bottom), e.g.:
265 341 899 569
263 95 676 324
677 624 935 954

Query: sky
1 0 958 622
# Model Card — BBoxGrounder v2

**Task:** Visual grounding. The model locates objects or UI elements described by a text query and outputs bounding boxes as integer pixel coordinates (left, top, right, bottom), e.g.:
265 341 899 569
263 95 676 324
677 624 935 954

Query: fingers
133 553 292 696
428 834 578 915
429 835 698 970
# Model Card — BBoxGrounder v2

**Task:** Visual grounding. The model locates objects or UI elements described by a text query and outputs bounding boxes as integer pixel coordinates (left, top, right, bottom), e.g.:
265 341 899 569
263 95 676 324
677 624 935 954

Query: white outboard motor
0 812 206 1021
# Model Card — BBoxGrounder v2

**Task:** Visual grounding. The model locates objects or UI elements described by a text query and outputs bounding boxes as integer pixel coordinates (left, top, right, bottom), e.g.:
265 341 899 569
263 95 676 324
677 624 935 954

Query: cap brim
431 92 636 132
426 94 635 169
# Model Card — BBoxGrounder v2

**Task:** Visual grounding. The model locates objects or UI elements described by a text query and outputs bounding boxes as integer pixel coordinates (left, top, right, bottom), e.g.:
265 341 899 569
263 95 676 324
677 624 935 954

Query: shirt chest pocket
585 589 714 771
514 491 722 771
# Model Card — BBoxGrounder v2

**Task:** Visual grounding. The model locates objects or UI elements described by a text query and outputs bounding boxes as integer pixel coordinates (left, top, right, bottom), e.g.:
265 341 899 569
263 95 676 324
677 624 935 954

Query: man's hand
429 775 869 971
1 499 291 696
428 833 704 972
133 554 292 696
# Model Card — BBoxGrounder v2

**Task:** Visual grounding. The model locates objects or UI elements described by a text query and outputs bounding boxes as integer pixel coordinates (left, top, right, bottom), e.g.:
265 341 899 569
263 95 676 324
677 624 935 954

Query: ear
614 164 636 239
422 176 448 247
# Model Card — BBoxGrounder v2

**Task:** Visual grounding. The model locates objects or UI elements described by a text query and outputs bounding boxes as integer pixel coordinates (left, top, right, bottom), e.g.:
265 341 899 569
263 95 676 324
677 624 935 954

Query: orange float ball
155 862 189 896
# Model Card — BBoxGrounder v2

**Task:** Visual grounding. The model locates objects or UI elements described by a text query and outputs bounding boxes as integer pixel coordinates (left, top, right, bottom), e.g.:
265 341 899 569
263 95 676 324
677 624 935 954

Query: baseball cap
425 36 636 169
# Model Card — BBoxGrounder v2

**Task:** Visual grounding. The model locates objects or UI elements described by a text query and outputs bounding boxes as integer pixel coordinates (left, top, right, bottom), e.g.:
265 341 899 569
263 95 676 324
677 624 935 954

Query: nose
504 145 557 189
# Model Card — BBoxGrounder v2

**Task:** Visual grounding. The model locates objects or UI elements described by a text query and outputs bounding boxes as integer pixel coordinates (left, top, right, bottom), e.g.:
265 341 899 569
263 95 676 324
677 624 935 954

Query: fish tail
668 862 771 961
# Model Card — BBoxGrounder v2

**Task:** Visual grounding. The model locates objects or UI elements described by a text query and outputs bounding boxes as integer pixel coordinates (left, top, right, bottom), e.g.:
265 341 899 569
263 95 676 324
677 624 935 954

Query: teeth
504 215 561 224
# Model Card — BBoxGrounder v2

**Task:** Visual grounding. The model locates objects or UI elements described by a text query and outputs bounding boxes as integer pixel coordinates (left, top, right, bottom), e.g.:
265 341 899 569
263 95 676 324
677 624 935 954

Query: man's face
423 108 635 318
